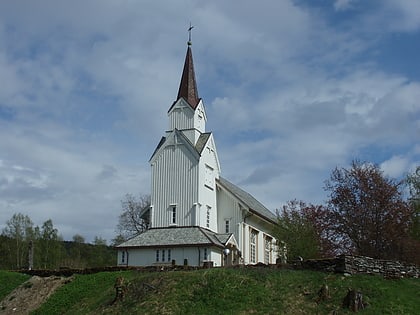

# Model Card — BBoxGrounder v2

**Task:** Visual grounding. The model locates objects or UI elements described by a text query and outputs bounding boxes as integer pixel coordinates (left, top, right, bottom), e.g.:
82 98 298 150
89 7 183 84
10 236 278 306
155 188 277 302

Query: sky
0 0 419 244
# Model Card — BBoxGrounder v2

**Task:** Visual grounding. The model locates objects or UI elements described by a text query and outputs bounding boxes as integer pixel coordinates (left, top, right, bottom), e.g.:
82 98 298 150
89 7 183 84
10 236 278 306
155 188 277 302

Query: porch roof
116 226 235 249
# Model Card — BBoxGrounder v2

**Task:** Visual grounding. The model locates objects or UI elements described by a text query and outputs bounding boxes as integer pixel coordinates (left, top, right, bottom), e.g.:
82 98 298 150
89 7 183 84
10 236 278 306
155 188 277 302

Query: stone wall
300 255 419 278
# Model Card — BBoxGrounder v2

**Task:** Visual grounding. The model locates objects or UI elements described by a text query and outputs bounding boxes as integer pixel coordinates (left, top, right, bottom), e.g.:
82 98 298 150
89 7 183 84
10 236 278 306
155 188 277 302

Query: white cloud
0 0 418 242
384 0 420 32
381 156 410 178
334 0 356 11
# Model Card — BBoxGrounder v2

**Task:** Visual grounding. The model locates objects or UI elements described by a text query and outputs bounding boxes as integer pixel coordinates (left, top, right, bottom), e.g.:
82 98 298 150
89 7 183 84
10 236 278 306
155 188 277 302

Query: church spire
176 26 199 109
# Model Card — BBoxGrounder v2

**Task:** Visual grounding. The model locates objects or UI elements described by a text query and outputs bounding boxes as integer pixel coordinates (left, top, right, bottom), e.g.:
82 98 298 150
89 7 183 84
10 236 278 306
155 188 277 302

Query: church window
168 249 171 262
203 248 208 260
171 206 176 224
225 220 230 233
250 229 258 264
205 164 214 189
264 237 272 264
162 249 165 262
121 251 125 263
156 250 159 262
206 206 211 228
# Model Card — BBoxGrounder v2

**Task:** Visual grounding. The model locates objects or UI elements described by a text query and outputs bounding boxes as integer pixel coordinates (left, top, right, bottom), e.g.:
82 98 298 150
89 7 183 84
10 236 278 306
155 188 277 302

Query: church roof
149 136 166 161
217 177 277 224
150 130 213 162
195 132 211 153
176 46 200 109
116 226 233 249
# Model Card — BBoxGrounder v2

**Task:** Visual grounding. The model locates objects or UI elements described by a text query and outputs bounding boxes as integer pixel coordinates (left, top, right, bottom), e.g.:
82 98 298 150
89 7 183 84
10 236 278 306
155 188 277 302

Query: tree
115 194 150 241
406 166 420 240
65 233 87 268
274 200 321 260
2 213 35 269
38 219 62 269
72 234 85 244
93 236 107 246
301 203 340 257
324 160 413 261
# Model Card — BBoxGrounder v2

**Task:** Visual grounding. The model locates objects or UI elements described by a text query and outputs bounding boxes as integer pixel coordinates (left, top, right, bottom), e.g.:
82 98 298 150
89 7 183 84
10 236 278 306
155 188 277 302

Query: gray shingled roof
116 226 232 248
195 132 211 154
217 177 277 223
150 130 212 162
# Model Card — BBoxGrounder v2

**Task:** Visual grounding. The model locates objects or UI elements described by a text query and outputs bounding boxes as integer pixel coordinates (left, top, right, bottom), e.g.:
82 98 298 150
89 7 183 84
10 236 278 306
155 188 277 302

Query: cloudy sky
0 0 419 243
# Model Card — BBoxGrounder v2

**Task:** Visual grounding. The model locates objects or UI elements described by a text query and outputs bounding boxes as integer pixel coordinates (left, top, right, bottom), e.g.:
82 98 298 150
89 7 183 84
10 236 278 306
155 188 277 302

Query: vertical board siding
216 189 243 247
151 144 198 227
169 104 194 132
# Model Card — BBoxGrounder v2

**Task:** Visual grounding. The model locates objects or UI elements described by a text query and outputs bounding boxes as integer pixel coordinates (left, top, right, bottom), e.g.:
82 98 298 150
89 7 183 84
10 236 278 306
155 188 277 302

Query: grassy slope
0 271 31 301
1 268 419 315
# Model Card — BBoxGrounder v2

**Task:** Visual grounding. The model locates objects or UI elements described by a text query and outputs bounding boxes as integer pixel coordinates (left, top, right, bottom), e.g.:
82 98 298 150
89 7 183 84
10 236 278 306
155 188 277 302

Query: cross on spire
188 23 194 46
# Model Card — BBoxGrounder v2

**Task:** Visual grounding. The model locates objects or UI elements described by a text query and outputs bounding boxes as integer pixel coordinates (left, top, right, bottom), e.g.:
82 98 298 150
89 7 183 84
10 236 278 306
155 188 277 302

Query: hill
1 268 419 314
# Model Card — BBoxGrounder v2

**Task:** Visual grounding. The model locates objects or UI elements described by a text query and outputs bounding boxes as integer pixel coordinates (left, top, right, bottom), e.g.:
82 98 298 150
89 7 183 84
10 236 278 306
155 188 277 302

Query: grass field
0 271 30 301
1 268 419 314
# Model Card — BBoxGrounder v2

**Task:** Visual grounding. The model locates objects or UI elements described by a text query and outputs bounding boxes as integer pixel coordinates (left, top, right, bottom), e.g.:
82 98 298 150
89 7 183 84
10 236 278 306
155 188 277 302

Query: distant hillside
2 268 419 314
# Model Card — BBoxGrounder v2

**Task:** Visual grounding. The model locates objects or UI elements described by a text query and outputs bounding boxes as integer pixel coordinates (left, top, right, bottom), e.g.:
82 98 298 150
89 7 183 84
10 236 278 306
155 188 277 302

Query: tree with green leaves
2 213 35 269
274 200 321 260
37 219 63 269
406 166 420 240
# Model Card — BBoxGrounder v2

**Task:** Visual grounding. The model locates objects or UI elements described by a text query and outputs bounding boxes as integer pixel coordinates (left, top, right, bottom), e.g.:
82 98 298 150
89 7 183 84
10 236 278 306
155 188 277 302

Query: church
116 38 278 267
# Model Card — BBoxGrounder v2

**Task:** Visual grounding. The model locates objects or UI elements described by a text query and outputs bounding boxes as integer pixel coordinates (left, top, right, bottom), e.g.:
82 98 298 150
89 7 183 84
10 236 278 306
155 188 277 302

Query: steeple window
171 205 176 224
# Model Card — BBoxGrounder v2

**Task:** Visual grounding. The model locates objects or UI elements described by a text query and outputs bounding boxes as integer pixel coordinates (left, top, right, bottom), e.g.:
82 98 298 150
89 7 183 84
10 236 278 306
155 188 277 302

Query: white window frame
225 219 230 233
250 229 258 264
171 205 176 224
264 237 272 264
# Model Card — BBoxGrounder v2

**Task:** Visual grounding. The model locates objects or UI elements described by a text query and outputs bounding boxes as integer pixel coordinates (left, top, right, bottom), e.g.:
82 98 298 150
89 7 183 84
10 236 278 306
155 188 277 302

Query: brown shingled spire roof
177 45 200 109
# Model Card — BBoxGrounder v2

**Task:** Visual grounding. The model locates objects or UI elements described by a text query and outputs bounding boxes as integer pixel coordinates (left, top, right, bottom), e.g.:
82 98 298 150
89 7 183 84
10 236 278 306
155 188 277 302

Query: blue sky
0 0 419 243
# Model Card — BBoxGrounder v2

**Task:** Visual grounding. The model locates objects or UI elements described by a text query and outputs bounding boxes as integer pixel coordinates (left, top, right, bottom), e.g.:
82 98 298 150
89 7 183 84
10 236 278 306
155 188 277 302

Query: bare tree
324 160 413 261
115 194 151 242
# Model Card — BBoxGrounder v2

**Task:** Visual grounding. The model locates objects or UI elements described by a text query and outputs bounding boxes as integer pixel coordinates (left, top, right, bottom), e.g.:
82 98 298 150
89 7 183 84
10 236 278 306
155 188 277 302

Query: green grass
1 268 419 314
0 270 31 301
31 271 135 315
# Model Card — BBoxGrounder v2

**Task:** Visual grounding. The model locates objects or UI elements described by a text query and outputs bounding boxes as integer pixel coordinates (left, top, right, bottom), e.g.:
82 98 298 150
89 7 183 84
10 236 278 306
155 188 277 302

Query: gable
168 97 195 115
150 129 200 164
197 133 221 174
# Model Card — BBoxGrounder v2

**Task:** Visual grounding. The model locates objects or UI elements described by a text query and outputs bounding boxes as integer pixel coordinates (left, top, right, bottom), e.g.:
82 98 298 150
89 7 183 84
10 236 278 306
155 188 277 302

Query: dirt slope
0 275 72 315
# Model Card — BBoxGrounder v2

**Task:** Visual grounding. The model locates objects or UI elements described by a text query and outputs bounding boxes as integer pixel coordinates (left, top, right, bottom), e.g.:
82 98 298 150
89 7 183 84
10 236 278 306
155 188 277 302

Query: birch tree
2 213 34 269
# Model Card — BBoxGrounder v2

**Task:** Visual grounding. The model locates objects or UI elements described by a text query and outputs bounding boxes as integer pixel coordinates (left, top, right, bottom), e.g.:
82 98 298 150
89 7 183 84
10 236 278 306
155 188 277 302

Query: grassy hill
1 267 419 314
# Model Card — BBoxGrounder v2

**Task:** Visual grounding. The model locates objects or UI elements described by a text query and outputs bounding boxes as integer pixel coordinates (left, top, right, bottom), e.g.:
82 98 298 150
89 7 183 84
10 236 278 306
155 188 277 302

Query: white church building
116 40 278 267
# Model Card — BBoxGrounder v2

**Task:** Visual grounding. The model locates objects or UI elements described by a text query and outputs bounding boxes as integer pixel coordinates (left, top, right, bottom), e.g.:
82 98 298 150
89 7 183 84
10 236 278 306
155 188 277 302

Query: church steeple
176 45 200 109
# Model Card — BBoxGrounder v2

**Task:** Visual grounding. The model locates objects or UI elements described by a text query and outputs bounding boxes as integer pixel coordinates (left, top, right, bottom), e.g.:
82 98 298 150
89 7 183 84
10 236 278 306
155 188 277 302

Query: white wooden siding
197 135 220 231
117 247 223 267
168 99 194 131
151 143 199 228
216 186 278 264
